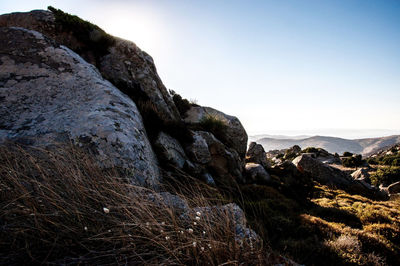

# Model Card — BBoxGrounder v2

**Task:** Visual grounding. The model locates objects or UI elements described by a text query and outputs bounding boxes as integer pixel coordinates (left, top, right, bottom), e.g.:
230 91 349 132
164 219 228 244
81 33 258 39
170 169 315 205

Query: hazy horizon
1 0 399 136
248 128 400 140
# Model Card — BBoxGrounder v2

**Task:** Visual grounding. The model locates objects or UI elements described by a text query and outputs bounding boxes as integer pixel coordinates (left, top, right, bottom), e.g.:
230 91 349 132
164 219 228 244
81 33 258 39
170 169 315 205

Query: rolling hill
253 135 400 156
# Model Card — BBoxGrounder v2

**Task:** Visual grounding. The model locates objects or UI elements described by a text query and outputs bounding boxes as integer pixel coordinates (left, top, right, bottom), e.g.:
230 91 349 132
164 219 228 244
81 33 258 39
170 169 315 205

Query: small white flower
192 241 197 247
160 229 164 233
103 207 110 214
108 229 111 233
146 222 150 227
84 226 88 231
187 228 193 233
161 222 165 226
193 222 197 226
196 211 201 216
201 247 205 251
195 216 201 221
208 244 212 249
202 231 206 235
165 236 170 240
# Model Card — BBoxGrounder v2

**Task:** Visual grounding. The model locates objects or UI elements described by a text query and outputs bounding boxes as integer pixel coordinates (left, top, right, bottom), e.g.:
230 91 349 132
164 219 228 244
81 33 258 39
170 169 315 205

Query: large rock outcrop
0 9 181 122
0 27 160 187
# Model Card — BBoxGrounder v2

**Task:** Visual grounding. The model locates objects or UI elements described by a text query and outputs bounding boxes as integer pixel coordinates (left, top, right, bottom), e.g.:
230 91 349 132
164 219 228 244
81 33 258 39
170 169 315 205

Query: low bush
301 147 319 153
341 154 363 168
48 6 114 65
0 143 268 265
370 166 400 186
195 114 228 143
169 90 194 118
342 151 353 157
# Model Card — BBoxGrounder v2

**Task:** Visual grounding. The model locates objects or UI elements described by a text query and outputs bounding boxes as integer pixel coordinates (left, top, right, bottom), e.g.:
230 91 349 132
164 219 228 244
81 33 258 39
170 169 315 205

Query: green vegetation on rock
48 6 114 61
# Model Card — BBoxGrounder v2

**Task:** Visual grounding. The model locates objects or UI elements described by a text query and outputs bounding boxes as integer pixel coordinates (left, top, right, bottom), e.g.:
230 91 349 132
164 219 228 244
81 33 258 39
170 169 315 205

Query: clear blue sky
1 0 400 138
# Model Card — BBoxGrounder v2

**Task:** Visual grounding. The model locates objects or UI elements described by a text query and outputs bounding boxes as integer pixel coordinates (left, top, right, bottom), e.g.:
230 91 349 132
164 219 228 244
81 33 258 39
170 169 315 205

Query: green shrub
48 6 114 64
341 154 363 168
370 166 400 186
196 114 228 143
342 151 353 157
302 147 319 153
169 90 192 118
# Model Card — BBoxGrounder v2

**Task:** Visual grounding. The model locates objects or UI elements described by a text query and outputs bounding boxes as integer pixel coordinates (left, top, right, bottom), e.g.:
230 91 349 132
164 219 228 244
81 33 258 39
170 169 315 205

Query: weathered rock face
0 27 160 187
244 163 271 183
155 132 188 169
0 10 181 122
246 142 267 167
197 131 245 184
185 131 212 164
292 154 352 187
184 106 248 158
99 38 180 121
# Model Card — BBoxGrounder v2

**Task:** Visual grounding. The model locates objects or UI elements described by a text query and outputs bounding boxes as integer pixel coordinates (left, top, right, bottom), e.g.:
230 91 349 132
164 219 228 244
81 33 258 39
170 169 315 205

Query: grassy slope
239 183 400 265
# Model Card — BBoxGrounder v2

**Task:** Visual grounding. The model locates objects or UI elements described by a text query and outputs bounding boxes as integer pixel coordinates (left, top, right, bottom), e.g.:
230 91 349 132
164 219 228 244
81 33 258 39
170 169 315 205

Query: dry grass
0 142 269 265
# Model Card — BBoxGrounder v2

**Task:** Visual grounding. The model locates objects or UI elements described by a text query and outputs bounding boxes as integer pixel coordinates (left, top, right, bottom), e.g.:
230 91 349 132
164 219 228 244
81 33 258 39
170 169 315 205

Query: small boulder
246 142 267 167
351 168 371 183
388 181 400 194
244 163 271 183
292 154 352 187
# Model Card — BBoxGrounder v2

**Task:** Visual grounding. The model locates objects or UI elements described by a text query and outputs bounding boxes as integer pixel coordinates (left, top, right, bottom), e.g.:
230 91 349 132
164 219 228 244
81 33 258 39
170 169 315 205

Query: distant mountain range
252 135 400 156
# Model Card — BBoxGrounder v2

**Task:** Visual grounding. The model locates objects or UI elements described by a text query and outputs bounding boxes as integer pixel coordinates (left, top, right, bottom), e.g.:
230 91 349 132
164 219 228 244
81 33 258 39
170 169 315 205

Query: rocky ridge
1 7 399 265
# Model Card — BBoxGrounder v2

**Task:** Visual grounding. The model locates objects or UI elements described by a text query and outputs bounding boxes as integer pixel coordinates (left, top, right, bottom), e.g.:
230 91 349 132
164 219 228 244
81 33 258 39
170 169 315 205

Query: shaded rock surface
183 203 261 243
185 131 212 164
197 131 245 184
388 181 400 194
245 163 271 183
155 132 188 169
0 27 160 187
